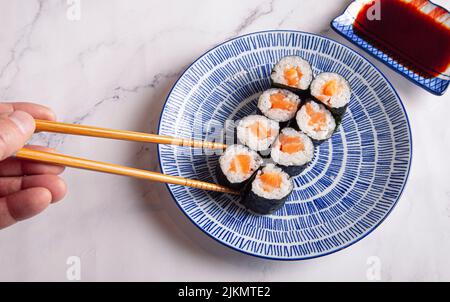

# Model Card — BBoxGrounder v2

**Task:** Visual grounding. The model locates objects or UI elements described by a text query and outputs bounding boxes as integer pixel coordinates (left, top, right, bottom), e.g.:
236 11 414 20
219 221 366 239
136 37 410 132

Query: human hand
0 102 67 229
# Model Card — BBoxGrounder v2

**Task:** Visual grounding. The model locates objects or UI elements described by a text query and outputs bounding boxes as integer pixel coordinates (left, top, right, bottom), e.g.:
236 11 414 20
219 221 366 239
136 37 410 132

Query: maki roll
270 56 313 95
242 164 293 215
270 128 314 176
257 88 301 126
295 100 336 145
236 115 279 157
216 144 263 190
310 72 351 125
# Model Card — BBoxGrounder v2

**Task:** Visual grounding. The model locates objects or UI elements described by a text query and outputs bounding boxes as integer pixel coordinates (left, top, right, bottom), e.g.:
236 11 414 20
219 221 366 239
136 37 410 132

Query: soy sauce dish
157 30 412 260
332 0 450 95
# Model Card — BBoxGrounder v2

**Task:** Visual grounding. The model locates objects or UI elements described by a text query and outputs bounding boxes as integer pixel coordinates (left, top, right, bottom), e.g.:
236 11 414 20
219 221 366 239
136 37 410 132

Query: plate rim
157 29 413 261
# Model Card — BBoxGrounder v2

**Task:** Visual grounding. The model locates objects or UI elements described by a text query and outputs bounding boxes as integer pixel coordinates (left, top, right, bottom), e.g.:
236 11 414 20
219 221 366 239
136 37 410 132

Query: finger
0 146 65 176
0 174 67 202
0 187 52 229
0 102 56 121
0 111 35 161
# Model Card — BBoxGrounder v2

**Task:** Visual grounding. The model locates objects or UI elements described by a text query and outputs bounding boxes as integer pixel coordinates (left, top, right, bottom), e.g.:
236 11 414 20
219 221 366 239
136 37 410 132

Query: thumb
0 110 35 161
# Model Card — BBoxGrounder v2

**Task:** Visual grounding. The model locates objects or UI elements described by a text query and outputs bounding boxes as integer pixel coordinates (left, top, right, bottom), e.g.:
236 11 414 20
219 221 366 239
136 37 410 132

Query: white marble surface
0 0 449 281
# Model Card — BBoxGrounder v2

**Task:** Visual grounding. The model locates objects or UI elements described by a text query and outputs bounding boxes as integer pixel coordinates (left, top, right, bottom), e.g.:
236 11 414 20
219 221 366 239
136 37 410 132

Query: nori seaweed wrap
216 144 262 190
270 127 314 177
241 164 293 214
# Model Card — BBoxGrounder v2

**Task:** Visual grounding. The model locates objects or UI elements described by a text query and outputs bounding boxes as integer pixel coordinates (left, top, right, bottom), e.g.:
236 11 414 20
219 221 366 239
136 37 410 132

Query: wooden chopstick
35 120 227 150
15 148 238 195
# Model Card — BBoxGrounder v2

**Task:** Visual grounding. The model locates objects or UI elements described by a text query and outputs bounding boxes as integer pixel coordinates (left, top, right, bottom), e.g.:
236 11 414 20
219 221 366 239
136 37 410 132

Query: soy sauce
353 0 450 78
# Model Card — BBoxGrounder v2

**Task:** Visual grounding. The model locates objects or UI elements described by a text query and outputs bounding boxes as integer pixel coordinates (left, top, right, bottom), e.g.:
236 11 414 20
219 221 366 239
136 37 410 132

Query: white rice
296 101 336 141
271 128 314 166
219 145 262 183
251 164 293 200
270 56 313 90
237 115 279 151
310 72 351 108
257 88 301 122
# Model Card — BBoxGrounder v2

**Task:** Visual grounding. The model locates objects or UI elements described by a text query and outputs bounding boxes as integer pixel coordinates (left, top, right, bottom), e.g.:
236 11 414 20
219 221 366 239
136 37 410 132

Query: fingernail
8 111 35 135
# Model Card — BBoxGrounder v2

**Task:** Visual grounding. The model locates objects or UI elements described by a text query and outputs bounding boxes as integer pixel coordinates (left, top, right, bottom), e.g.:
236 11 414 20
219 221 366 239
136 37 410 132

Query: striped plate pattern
157 30 412 260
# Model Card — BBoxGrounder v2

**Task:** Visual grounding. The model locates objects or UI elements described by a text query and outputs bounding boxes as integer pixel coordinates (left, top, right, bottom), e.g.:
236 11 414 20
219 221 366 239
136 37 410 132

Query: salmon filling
323 80 339 96
249 121 274 139
228 154 251 174
259 172 282 192
305 103 326 131
279 134 305 154
269 93 297 111
283 67 303 87
317 80 340 104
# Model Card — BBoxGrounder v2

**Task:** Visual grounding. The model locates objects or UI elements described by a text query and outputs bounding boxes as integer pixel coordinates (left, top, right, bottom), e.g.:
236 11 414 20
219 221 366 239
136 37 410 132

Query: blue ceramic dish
158 30 412 260
331 0 450 96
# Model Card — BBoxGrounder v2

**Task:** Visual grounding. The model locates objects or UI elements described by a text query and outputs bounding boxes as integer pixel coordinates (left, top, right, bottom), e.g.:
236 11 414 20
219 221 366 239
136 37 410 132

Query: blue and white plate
158 30 412 260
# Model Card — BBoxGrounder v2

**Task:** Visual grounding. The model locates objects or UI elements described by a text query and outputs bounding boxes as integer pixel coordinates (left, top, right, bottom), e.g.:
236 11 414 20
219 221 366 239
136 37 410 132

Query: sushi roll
216 144 263 190
242 164 293 215
295 100 336 145
257 88 301 125
270 56 313 95
310 72 351 125
236 115 279 156
270 128 314 176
